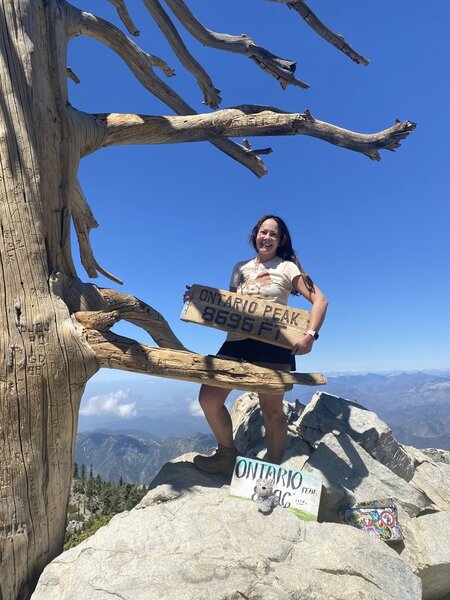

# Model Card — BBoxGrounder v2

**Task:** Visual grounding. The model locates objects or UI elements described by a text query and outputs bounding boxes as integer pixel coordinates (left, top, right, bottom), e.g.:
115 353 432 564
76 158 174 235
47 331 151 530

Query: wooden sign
180 284 311 349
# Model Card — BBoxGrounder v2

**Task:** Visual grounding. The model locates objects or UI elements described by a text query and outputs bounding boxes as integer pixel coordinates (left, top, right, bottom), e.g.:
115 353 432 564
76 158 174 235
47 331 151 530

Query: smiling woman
191 215 329 475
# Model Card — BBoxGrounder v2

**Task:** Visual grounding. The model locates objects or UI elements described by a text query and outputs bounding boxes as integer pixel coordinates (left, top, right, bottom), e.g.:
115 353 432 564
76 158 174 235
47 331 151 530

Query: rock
298 392 416 481
232 392 266 456
232 393 311 466
420 448 450 465
148 451 228 490
410 511 450 600
281 434 311 472
65 519 83 537
403 445 450 511
298 432 430 522
32 461 422 600
392 505 450 600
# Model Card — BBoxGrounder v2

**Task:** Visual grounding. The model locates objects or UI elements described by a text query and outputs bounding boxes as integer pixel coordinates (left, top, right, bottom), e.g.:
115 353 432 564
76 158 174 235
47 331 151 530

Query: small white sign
229 456 322 521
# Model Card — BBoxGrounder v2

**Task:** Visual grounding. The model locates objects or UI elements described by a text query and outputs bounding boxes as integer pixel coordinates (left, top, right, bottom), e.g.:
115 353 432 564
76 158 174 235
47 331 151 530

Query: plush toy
253 478 279 515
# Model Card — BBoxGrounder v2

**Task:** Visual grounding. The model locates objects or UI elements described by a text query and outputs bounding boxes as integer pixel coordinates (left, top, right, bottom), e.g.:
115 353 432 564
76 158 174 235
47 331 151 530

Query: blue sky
67 1 450 423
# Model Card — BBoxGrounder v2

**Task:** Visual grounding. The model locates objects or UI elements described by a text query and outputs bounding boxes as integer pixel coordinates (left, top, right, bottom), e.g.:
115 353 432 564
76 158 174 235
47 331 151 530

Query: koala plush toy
253 478 279 515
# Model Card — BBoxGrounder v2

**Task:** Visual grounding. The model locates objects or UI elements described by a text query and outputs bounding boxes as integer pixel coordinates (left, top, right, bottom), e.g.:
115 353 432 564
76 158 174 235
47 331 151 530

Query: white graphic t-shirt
226 256 302 342
230 256 302 304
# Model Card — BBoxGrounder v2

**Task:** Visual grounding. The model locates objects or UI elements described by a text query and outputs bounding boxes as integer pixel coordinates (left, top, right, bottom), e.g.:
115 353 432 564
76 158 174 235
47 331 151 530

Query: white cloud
80 389 137 419
188 399 204 417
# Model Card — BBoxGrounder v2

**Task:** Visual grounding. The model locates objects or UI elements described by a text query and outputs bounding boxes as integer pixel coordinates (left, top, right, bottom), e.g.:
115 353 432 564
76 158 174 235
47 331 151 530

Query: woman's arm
291 275 329 355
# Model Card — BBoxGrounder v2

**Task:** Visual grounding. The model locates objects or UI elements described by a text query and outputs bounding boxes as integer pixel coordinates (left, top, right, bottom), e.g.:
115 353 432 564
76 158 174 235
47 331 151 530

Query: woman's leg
256 362 290 464
198 384 233 447
193 384 237 476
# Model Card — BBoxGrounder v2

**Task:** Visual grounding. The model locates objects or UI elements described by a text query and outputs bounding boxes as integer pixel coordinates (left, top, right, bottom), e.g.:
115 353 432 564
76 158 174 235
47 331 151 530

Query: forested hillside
65 464 148 549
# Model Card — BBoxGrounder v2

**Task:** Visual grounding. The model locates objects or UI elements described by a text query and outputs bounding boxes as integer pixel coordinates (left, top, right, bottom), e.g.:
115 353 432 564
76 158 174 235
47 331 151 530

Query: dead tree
0 1 415 597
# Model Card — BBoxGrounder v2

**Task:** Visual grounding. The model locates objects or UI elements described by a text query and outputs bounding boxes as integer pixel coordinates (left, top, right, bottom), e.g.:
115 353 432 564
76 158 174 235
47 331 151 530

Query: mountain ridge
75 431 215 484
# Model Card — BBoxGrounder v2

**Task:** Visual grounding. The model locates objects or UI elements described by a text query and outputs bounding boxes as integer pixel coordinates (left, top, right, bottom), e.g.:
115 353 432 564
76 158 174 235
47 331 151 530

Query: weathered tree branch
68 6 267 176
163 0 309 90
83 329 326 393
142 0 222 108
96 288 186 350
74 309 120 330
107 0 140 36
269 0 369 65
67 66 80 83
96 107 416 161
94 263 124 285
72 180 98 278
72 180 123 284
67 6 175 77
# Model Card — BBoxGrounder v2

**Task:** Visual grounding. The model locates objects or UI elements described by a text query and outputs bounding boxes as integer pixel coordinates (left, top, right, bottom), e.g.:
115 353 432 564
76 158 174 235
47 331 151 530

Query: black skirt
217 338 296 371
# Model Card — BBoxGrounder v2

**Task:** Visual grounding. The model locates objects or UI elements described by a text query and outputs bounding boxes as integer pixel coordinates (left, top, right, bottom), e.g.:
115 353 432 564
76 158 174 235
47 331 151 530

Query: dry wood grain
181 284 310 349
85 329 327 393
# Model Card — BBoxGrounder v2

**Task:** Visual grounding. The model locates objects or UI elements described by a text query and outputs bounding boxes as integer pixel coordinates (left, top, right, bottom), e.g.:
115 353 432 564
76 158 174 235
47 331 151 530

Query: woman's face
255 218 281 261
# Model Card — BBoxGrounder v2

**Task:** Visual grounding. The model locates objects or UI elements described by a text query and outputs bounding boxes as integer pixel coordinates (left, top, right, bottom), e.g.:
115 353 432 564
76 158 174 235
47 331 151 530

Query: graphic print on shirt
237 260 272 296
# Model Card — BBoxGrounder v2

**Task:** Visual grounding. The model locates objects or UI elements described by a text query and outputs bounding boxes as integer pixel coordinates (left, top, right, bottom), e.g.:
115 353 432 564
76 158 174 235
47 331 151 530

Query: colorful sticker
342 500 403 543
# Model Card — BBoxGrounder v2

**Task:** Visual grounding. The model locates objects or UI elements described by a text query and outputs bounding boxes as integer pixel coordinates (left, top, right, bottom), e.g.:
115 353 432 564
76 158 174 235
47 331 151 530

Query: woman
190 215 328 476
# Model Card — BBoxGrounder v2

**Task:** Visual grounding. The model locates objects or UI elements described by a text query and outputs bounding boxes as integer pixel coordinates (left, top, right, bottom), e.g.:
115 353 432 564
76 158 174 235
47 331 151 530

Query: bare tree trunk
0 3 98 597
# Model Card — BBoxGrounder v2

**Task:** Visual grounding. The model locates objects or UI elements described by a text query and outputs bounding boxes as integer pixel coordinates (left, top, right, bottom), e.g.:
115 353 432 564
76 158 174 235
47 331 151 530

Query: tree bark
0 3 99 597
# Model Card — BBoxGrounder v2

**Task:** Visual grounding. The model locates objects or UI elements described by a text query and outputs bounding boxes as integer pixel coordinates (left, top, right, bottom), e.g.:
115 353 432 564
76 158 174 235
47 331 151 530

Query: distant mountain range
290 370 450 450
76 370 450 484
75 431 215 484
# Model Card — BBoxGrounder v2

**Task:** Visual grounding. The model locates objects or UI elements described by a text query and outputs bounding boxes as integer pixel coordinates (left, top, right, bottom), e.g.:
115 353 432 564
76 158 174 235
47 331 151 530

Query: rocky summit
32 392 450 600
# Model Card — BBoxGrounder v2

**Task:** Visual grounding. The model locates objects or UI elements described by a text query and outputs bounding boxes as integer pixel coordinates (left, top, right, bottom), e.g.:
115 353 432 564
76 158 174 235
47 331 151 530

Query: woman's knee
260 403 285 423
262 409 286 425
198 384 229 411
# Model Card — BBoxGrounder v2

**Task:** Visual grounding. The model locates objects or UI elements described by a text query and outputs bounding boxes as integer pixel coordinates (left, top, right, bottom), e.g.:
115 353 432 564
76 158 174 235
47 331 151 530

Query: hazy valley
75 431 215 484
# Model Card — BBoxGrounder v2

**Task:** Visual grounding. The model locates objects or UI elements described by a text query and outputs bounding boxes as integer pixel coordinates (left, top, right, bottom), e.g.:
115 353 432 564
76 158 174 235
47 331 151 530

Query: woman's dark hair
249 214 314 294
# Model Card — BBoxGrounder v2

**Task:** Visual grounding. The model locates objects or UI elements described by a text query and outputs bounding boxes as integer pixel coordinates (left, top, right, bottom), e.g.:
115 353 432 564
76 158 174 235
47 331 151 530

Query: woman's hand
292 334 314 356
183 285 192 303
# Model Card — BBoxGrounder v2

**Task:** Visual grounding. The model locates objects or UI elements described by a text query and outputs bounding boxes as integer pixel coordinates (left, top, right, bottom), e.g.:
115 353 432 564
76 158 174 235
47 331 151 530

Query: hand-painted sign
180 284 310 349
229 456 322 521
